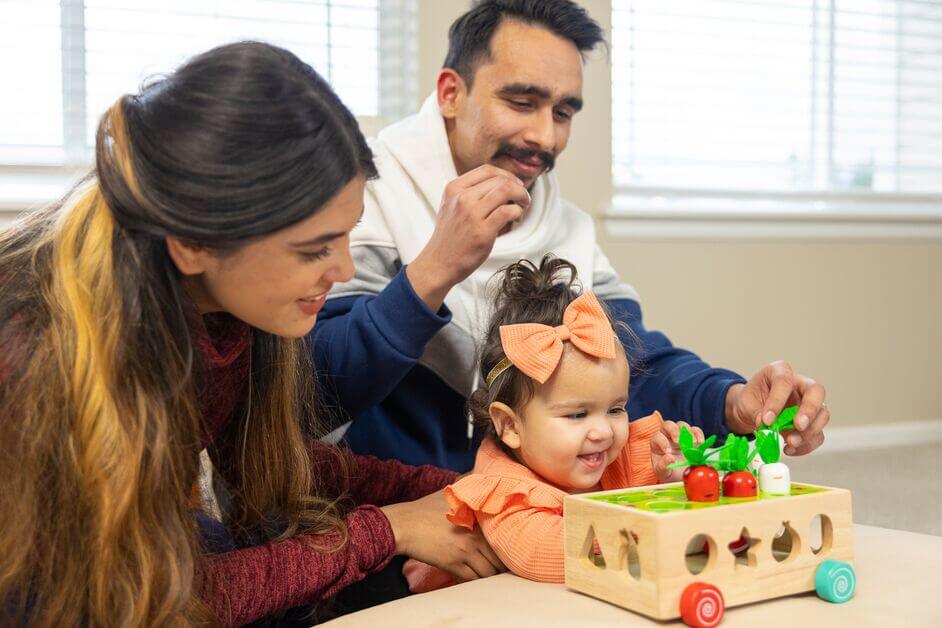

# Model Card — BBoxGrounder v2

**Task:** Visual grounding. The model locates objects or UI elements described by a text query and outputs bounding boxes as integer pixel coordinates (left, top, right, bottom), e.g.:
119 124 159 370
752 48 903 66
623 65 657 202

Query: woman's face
175 176 364 338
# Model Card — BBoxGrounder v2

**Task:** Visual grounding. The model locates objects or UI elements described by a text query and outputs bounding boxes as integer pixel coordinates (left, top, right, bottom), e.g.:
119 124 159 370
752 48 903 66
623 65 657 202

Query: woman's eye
300 247 331 262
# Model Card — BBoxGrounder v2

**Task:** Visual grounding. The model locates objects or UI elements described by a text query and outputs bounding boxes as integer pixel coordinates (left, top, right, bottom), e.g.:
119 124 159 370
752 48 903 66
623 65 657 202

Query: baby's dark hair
469 255 632 443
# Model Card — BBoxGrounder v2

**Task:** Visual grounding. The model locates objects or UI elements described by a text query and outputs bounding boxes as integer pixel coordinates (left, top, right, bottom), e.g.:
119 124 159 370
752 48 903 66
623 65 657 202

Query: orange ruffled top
404 411 664 591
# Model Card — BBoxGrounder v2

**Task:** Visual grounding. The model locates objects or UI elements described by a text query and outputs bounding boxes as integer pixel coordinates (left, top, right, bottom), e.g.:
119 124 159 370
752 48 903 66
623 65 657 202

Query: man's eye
554 109 573 121
510 100 532 109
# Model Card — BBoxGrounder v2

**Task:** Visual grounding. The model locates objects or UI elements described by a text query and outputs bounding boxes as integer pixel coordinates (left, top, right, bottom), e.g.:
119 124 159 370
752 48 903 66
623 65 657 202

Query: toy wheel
815 559 856 603
680 582 725 627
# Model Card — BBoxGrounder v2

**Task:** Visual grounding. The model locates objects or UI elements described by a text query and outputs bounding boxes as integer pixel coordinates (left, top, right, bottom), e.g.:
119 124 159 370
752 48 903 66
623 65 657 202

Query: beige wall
414 0 942 426
600 238 942 425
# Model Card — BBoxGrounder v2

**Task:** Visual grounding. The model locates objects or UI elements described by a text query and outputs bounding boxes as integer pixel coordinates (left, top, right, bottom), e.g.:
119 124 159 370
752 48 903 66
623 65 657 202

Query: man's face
444 19 585 189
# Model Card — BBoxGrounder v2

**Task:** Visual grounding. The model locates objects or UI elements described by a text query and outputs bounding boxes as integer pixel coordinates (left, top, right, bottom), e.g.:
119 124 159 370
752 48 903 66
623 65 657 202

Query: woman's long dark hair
0 42 375 625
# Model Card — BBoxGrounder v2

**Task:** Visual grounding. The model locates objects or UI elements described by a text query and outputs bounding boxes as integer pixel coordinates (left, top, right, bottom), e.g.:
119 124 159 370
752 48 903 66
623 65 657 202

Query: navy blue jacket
311 267 745 472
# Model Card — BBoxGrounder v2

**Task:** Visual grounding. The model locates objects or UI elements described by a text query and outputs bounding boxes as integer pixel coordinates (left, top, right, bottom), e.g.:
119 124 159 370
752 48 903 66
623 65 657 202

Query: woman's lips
296 293 326 316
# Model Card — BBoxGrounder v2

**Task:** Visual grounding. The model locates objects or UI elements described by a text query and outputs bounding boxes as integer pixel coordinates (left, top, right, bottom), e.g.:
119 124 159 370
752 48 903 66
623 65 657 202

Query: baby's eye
567 411 588 420
609 406 627 415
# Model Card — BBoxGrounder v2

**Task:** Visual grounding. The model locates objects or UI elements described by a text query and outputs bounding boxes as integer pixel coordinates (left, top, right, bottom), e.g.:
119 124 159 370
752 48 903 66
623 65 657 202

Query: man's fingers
483 202 524 235
757 366 797 426
785 405 830 453
478 177 531 215
794 377 826 432
785 430 825 456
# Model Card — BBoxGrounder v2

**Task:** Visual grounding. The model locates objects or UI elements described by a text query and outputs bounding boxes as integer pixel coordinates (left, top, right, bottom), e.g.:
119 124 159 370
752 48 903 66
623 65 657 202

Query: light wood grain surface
322 524 941 628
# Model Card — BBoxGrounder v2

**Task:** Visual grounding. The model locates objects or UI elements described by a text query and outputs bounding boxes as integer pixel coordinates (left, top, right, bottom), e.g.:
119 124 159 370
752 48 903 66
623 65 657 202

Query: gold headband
485 357 514 387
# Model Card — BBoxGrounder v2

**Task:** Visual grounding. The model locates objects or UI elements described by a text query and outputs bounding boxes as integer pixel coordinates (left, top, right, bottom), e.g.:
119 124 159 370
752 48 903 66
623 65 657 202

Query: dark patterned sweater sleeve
201 505 395 627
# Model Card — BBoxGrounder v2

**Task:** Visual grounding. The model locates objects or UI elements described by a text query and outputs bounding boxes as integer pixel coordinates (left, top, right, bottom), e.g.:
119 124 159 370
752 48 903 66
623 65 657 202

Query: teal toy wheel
680 582 725 627
815 559 856 603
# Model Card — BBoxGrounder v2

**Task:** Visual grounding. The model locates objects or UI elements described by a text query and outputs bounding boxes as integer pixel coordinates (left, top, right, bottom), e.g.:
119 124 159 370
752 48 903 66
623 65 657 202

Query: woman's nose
327 243 356 283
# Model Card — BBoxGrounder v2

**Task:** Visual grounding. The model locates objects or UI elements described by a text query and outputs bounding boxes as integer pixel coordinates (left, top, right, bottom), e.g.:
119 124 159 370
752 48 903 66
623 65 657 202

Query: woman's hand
650 420 705 483
380 490 505 582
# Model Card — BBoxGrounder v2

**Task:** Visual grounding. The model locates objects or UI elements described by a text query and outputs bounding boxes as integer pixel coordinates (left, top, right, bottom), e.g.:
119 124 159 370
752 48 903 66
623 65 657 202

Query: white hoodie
328 93 638 400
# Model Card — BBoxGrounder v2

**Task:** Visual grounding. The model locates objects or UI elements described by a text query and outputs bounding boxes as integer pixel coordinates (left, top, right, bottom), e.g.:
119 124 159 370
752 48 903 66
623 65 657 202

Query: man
312 0 828 471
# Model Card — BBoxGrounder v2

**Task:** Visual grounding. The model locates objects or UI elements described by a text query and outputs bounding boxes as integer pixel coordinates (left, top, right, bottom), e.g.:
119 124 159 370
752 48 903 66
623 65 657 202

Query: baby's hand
650 420 705 483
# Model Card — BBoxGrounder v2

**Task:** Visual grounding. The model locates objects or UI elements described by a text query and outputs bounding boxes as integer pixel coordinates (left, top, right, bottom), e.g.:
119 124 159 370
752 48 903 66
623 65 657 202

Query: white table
322 524 941 627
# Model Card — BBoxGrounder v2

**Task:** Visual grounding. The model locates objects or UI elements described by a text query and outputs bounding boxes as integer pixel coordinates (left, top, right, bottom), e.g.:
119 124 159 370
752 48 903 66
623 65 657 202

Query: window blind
612 0 942 202
0 0 384 166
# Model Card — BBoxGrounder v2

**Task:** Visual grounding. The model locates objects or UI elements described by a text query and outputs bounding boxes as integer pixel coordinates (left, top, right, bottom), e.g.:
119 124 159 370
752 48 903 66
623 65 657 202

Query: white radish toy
758 461 791 495
754 426 791 495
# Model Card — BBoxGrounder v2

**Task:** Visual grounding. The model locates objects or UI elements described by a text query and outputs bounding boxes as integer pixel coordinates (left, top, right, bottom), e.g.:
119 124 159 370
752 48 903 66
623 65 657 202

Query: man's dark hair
443 0 605 88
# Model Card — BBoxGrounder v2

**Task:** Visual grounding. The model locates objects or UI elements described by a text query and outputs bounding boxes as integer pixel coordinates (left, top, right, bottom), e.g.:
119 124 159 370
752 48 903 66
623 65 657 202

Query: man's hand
724 360 829 456
650 420 704 482
407 165 530 310
380 489 505 582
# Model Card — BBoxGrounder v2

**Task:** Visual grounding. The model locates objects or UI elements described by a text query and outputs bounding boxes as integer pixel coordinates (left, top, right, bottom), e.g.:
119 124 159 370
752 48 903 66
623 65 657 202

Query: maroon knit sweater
194 313 458 626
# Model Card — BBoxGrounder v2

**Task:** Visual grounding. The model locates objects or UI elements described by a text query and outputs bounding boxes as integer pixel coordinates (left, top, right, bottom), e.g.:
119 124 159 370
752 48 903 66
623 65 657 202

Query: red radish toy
668 427 724 502
717 434 758 498
722 471 757 498
684 465 720 502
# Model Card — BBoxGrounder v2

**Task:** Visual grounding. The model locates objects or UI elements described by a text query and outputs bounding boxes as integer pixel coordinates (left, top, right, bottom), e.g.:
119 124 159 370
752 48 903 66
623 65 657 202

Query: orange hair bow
485 292 617 386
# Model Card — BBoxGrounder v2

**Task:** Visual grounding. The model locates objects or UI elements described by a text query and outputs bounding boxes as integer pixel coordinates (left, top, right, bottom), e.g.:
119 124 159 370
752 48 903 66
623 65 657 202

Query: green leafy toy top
662 405 799 470
716 434 758 472
752 404 799 465
666 428 724 469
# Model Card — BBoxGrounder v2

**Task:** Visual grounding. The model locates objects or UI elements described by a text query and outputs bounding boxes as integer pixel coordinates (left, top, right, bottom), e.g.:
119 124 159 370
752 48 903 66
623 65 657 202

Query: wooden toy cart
564 482 855 627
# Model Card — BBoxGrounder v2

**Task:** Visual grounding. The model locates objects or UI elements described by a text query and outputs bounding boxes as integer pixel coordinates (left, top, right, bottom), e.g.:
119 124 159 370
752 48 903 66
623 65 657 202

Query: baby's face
513 345 630 492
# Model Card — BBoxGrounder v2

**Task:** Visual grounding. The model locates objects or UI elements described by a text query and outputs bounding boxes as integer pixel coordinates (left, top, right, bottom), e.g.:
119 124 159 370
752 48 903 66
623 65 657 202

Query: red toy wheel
680 582 725 627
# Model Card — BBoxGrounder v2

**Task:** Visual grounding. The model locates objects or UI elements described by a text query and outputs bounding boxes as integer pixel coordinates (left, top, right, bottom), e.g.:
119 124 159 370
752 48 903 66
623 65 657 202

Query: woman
0 42 501 626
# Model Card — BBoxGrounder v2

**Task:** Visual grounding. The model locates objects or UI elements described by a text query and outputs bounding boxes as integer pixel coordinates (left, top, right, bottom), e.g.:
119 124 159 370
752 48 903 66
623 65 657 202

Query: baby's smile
577 450 607 471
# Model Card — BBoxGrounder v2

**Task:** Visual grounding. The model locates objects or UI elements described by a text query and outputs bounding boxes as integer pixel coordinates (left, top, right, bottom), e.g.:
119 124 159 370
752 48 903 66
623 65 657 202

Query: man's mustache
493 144 555 173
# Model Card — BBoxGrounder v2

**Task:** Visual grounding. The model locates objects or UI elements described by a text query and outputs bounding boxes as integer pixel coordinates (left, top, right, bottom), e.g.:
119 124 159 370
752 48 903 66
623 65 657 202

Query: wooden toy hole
581 525 606 568
729 527 760 569
810 514 833 555
772 521 800 562
619 529 641 580
684 534 715 575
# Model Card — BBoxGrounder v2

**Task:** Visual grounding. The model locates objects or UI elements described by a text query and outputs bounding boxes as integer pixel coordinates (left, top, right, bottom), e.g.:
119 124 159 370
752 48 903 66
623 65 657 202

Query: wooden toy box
564 482 854 623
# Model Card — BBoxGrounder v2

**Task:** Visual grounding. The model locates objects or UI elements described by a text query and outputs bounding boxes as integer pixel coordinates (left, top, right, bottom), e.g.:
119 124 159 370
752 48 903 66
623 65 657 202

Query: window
0 0 411 169
611 0 942 218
